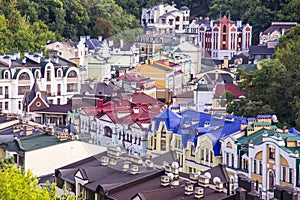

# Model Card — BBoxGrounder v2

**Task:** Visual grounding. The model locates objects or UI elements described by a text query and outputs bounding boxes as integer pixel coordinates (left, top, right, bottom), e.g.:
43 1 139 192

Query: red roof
131 92 164 105
117 73 150 82
213 84 244 99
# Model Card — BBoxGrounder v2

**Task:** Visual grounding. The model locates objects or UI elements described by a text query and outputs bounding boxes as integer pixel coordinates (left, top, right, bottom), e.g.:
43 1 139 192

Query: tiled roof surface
214 84 244 99
248 45 275 55
153 109 182 132
262 23 297 34
7 133 68 153
131 92 164 105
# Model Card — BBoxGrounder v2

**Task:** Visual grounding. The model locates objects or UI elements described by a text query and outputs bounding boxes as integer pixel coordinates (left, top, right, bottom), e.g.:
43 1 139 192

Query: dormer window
4 71 9 79
67 70 77 78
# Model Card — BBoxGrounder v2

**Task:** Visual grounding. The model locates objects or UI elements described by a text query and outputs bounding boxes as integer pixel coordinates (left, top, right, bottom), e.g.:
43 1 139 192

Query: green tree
0 163 56 200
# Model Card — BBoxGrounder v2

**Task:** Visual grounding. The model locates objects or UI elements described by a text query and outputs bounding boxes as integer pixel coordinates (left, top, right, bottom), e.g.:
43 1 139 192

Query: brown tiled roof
262 22 297 34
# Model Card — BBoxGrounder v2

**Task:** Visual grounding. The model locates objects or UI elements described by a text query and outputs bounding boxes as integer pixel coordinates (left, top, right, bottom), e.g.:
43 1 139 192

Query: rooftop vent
184 182 194 195
101 156 109 166
130 164 139 175
194 187 204 199
109 158 117 166
122 162 130 172
161 175 170 187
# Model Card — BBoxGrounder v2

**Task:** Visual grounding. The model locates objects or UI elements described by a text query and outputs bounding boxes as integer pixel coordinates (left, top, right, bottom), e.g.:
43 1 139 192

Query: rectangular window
289 169 293 183
0 102 3 109
201 149 205 160
35 117 41 124
0 87 2 95
254 160 257 174
231 154 234 167
190 144 195 156
4 102 8 110
259 161 262 175
161 140 166 151
67 83 78 92
269 147 275 160
282 166 286 182
18 86 30 95
4 86 8 98
226 152 229 165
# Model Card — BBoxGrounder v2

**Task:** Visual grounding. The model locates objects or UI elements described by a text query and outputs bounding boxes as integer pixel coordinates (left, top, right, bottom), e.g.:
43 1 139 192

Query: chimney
80 36 86 43
198 172 211 187
189 172 200 184
133 107 139 114
130 164 139 175
97 99 103 108
161 175 170 187
109 158 117 166
194 187 204 199
98 36 103 42
101 156 109 166
122 162 130 172
235 187 246 200
184 182 194 195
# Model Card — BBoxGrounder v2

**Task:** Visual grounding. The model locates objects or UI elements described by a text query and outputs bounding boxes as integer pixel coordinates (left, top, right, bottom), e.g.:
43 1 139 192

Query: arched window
104 126 112 138
19 72 30 80
268 170 274 191
67 70 77 78
35 70 40 78
57 69 62 77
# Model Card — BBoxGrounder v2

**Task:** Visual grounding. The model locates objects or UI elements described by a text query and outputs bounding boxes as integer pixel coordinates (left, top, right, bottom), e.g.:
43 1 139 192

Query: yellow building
147 109 246 174
130 60 183 102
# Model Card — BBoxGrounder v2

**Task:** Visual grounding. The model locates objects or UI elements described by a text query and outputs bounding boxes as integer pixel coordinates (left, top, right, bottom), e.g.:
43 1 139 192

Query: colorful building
221 115 300 199
185 15 252 61
147 109 246 173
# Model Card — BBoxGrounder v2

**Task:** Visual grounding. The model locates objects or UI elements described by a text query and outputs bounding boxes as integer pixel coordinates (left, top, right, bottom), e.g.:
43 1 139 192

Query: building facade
0 51 80 115
221 115 300 199
147 109 246 173
185 15 252 61
141 3 190 34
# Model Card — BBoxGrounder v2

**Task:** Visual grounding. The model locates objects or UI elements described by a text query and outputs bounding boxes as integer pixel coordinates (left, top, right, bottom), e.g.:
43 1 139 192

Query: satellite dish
272 115 278 123
171 161 179 168
213 177 221 184
167 173 174 180
204 172 211 179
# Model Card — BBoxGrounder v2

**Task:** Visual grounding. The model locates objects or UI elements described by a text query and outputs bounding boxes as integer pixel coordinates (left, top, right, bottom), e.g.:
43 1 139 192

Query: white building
0 51 81 115
3 134 107 177
141 3 190 34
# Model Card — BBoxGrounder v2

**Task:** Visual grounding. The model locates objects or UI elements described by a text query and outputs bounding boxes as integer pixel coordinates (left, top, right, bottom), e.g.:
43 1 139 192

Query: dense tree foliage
0 0 299 51
228 25 300 129
0 162 56 199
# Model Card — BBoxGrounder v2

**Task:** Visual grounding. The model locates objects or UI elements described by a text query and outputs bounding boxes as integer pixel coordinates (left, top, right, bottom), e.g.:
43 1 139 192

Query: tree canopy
228 25 300 129
0 162 56 199
0 0 299 51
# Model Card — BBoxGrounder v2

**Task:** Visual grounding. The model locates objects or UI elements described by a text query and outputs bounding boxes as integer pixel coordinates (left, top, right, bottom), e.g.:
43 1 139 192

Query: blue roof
257 114 272 118
85 39 102 50
247 117 256 121
289 128 300 135
153 109 182 132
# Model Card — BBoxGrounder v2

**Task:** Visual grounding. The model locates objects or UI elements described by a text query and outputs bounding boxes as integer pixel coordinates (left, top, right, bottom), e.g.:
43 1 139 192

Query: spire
228 12 231 19
219 12 222 19
31 78 41 93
